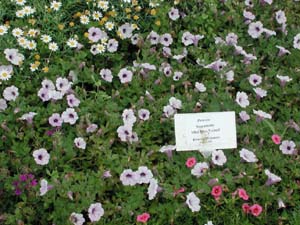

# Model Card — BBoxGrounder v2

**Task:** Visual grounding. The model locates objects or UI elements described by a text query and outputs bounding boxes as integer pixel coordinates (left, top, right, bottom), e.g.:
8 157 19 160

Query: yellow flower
117 31 124 39
108 10 116 17
58 24 64 30
42 67 49 73
34 54 40 60
28 19 36 25
127 14 131 19
155 20 161 26
73 12 82 18
150 9 157 16
133 15 139 20
69 22 75 27
125 8 131 13
132 24 139 30
34 61 41 66
101 38 108 44
102 16 108 22
132 0 138 6
174 0 180 4
135 6 141 12
84 32 89 38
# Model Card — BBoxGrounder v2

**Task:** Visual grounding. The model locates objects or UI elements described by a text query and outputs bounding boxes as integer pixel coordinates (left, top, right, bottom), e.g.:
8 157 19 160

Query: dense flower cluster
0 0 300 224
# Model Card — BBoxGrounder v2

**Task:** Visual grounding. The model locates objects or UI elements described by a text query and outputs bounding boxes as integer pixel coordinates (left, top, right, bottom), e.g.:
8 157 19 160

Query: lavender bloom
265 169 281 186
276 46 291 57
204 59 227 72
88 27 107 43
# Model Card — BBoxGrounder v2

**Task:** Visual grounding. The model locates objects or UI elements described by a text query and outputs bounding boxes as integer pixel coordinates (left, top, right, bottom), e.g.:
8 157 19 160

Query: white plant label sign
174 111 237 152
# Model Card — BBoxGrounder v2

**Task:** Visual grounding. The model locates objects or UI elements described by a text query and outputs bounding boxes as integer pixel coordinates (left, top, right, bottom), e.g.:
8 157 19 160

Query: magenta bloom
211 185 222 200
185 157 196 168
20 174 28 182
31 179 38 186
238 188 249 200
173 187 185 197
136 213 150 223
242 203 250 214
250 204 263 217
13 173 37 196
15 189 22 195
272 134 281 145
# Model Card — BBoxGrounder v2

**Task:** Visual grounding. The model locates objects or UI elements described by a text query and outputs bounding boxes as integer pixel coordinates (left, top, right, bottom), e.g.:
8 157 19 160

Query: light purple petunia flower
120 169 138 186
49 113 63 127
33 148 50 165
118 68 133 83
88 203 104 222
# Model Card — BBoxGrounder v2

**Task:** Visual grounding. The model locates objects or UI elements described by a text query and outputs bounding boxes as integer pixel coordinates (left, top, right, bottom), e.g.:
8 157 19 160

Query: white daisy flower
12 28 24 37
105 22 114 31
80 15 90 25
15 0 26 6
0 25 8 36
0 65 13 81
50 1 62 11
41 34 52 43
66 38 78 48
92 11 103 21
49 42 58 51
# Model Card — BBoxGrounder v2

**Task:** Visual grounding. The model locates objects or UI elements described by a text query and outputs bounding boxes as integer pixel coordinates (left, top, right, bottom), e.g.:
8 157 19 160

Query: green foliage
0 0 300 225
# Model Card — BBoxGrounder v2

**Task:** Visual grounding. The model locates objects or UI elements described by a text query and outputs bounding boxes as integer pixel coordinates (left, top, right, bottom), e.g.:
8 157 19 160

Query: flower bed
0 0 300 224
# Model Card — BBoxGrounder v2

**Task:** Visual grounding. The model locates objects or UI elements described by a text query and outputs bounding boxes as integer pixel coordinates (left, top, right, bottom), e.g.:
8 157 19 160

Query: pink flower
211 185 222 200
242 203 250 214
185 157 196 168
238 188 249 200
136 213 150 223
173 187 185 197
250 204 263 217
272 134 281 145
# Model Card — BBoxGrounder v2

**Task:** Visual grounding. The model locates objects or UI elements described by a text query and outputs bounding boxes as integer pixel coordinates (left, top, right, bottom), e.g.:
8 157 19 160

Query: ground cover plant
0 0 300 224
